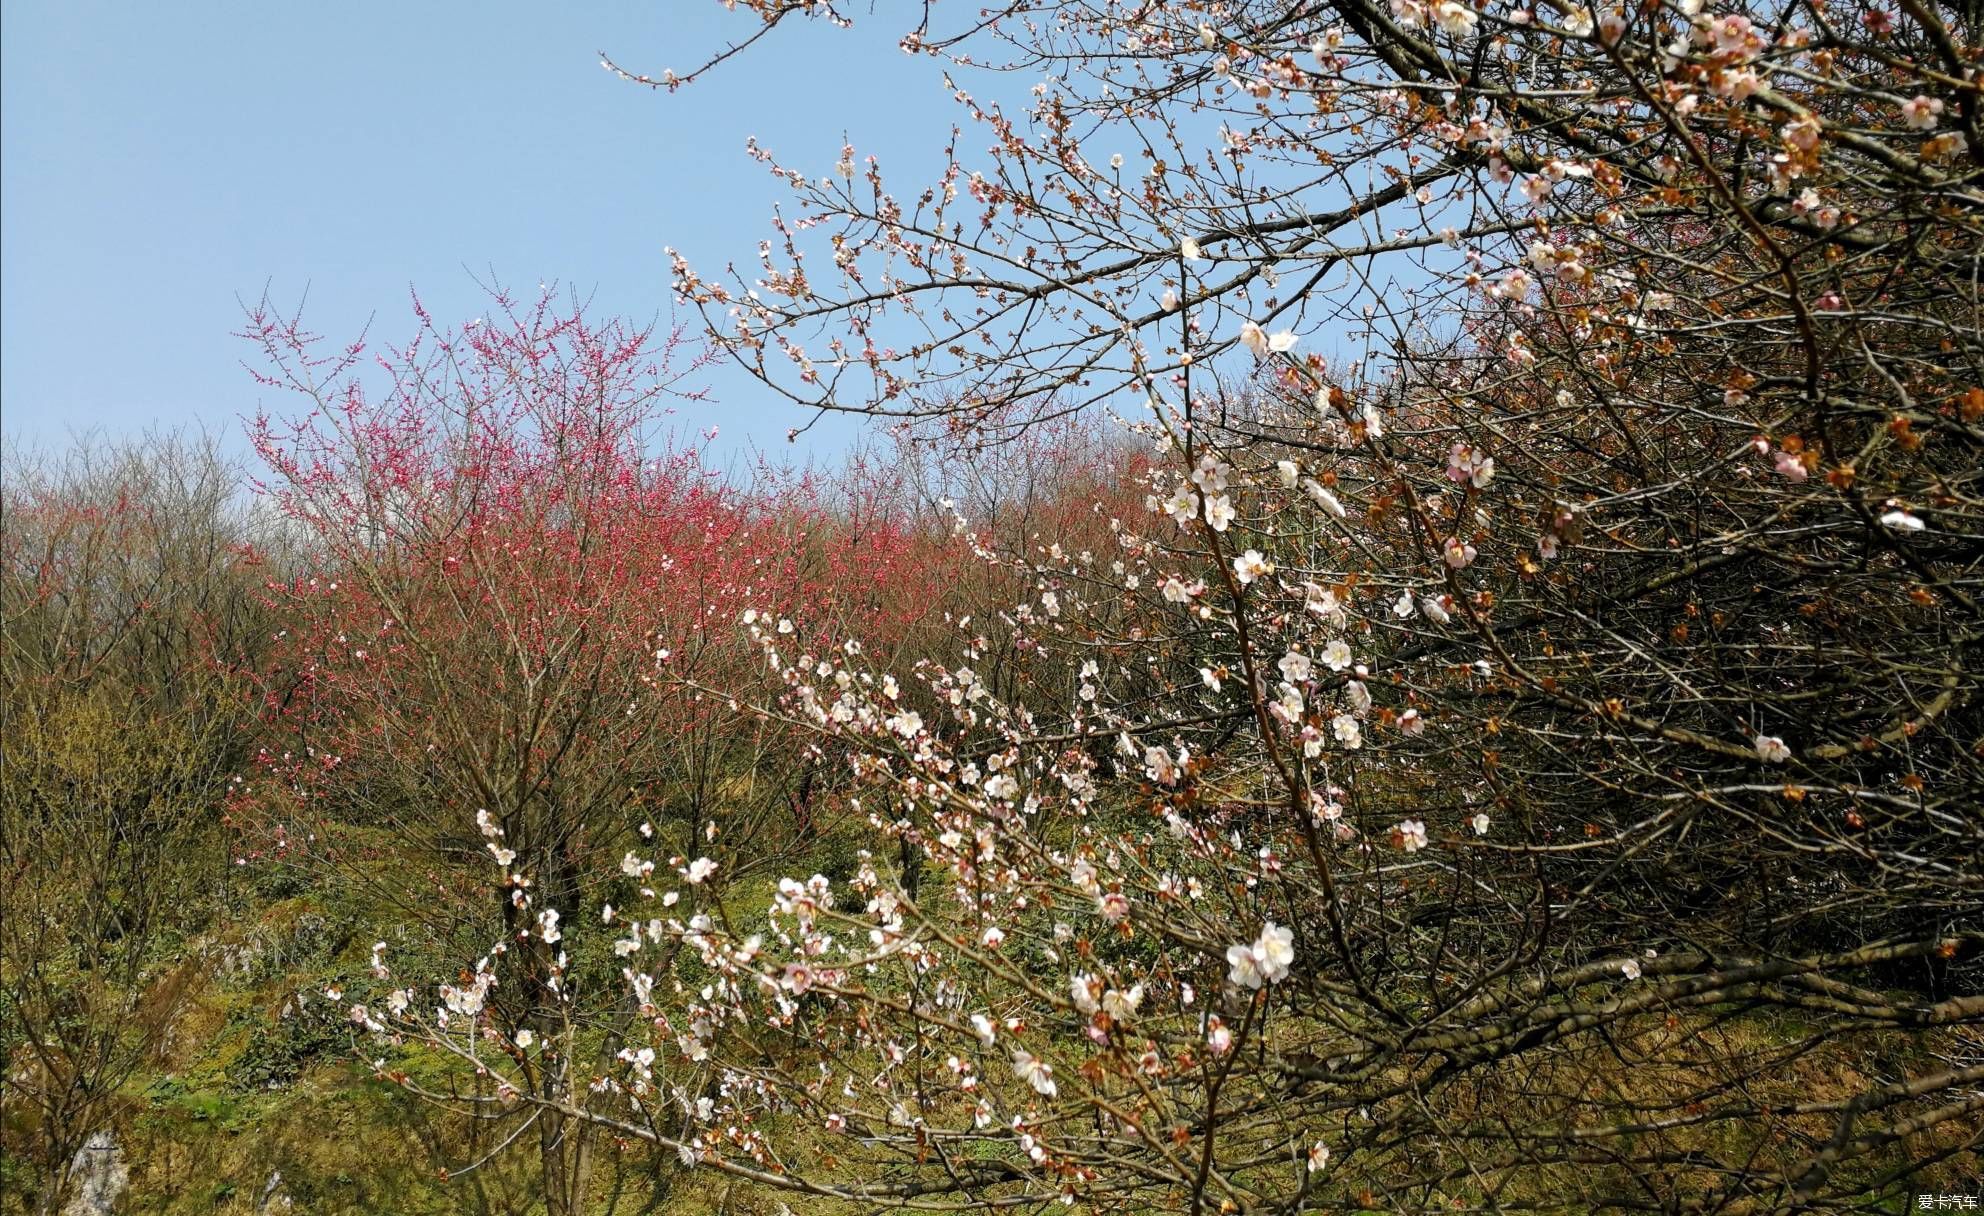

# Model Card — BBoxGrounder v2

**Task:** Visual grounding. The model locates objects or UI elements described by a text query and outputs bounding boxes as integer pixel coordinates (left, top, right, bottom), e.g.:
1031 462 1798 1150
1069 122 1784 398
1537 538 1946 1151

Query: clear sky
1 2 959 462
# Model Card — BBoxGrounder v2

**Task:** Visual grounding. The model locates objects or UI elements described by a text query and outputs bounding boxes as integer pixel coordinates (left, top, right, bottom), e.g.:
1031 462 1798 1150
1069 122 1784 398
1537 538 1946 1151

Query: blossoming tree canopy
320 2 1982 1212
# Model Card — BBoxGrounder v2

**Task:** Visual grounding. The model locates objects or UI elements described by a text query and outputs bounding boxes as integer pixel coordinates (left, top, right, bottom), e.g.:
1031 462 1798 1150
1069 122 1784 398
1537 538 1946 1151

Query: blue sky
1 2 961 461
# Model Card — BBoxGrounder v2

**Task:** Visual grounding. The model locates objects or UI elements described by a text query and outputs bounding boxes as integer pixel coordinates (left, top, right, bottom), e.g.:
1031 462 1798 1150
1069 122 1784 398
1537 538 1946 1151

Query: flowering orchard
235 292 969 1213
331 0 1979 1211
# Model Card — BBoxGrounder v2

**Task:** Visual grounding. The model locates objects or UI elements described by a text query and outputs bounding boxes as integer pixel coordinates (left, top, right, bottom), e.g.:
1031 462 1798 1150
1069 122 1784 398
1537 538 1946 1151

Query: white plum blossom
1257 921 1294 977
1226 921 1295 988
1069 972 1101 1014
1332 714 1363 749
1303 479 1348 519
1396 819 1429 851
1101 985 1143 1020
1233 550 1274 584
1321 639 1353 671
1274 683 1305 721
1239 320 1299 356
1011 1049 1058 1097
1755 735 1792 764
1434 0 1478 37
